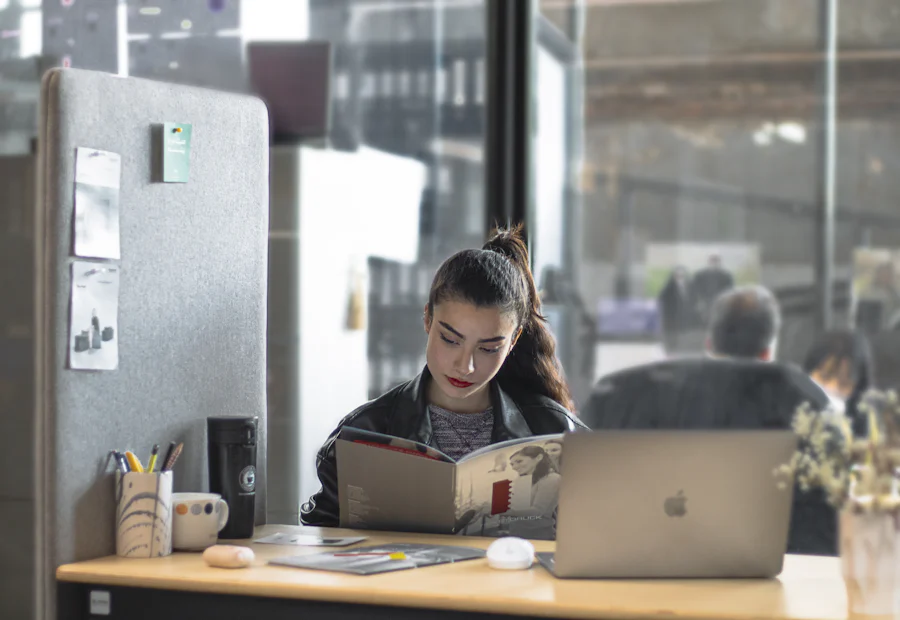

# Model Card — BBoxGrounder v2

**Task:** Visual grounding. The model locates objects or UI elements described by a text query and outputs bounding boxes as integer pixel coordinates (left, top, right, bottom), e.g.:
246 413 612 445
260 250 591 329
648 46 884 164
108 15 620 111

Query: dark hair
510 446 553 483
426 224 574 411
708 285 781 359
803 330 873 417
543 438 563 471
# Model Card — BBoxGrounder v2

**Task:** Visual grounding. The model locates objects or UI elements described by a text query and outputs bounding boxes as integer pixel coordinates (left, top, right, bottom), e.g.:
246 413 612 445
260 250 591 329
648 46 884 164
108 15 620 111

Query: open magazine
335 428 564 540
270 543 485 575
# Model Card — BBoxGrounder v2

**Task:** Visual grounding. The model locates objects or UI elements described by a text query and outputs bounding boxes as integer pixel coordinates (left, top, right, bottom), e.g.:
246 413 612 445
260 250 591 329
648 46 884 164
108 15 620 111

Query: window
0 0 487 517
533 0 898 409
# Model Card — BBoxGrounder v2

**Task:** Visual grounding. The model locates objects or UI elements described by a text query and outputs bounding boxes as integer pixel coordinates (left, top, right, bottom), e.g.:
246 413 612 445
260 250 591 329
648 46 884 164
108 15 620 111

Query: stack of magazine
335 428 564 540
270 543 485 575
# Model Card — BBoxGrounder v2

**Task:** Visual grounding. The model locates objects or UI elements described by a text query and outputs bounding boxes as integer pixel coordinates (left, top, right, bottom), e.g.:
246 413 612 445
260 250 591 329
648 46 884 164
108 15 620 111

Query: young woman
803 330 873 436
509 446 560 519
542 438 563 471
301 226 585 527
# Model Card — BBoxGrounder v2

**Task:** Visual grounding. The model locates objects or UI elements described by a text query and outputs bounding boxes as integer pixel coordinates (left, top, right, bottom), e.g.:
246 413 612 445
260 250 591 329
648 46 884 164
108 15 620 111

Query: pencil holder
115 471 173 558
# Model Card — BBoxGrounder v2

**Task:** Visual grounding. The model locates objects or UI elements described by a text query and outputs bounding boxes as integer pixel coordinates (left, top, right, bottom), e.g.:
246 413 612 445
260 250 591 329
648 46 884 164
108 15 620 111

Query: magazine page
336 438 457 533
337 426 454 463
269 543 485 575
452 434 564 540
457 433 556 463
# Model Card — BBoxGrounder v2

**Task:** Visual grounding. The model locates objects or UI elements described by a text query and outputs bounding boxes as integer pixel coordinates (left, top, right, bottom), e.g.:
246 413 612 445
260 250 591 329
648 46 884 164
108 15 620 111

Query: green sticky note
163 122 192 183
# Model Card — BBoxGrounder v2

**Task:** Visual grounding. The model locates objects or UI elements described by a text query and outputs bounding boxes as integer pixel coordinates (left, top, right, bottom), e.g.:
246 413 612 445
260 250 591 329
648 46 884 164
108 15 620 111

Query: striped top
429 405 494 461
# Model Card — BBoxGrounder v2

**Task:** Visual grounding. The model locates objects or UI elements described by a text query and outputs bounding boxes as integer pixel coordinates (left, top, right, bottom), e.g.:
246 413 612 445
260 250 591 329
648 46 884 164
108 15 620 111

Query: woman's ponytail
483 225 575 412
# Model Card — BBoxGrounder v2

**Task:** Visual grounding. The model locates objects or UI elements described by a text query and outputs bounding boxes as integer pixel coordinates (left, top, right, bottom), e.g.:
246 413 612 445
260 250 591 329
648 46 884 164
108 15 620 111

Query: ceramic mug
116 471 173 558
172 492 229 551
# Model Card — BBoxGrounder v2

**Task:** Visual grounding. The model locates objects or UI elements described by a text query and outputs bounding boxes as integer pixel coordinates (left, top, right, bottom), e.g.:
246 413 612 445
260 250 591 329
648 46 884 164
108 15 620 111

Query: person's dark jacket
580 357 827 431
658 276 697 332
579 357 837 556
301 367 586 527
690 267 734 316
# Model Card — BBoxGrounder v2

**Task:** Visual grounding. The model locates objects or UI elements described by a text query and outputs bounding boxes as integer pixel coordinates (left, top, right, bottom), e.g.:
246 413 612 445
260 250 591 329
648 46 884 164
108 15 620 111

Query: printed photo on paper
74 147 121 260
453 436 563 540
69 261 120 371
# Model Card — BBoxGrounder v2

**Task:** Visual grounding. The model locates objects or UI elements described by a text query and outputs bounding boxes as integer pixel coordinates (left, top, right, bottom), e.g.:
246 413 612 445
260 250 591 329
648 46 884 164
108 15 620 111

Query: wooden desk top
57 525 848 620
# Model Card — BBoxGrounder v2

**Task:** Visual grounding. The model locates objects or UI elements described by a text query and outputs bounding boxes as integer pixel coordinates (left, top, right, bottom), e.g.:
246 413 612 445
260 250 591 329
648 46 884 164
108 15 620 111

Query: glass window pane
536 0 826 408
0 0 486 519
838 1 900 395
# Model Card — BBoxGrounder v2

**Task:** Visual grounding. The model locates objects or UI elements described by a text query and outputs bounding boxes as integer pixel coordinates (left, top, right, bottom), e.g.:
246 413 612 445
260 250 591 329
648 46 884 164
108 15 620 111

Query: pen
124 450 144 473
333 552 407 560
146 444 160 473
111 450 128 475
160 441 176 473
117 451 129 474
162 442 183 472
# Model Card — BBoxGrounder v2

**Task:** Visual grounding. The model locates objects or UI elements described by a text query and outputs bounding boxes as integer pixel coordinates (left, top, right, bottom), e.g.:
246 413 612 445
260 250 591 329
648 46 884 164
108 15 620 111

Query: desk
57 524 848 620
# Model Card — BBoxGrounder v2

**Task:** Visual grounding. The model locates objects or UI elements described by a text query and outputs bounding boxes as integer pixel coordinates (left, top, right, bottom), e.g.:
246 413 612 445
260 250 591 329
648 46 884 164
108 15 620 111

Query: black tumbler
207 416 258 539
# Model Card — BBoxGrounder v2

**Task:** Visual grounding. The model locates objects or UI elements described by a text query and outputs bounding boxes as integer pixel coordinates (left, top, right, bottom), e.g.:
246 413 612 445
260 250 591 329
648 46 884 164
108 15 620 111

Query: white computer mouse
486 537 535 570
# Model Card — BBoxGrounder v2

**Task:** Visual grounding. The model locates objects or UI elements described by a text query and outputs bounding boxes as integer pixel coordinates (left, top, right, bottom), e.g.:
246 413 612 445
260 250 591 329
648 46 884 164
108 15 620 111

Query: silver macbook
539 430 796 579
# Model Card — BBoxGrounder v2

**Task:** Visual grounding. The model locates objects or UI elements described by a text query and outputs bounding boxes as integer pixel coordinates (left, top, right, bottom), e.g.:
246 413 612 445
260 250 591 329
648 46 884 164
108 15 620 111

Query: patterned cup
115 471 173 558
172 492 229 551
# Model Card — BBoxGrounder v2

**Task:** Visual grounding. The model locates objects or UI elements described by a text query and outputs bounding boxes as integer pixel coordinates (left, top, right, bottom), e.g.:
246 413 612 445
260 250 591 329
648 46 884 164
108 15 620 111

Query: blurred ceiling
541 0 900 122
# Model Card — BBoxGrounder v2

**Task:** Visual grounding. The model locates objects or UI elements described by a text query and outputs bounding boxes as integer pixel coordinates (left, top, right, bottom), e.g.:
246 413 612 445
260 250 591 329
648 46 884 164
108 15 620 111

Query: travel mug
207 416 257 539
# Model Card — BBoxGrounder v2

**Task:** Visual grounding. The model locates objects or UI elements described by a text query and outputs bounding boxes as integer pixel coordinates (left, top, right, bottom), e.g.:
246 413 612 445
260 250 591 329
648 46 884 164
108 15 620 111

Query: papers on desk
254 533 367 547
269 543 485 575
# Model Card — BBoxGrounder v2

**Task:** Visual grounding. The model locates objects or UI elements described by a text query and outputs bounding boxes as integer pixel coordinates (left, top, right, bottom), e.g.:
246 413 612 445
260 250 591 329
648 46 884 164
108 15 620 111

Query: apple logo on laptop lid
664 490 687 517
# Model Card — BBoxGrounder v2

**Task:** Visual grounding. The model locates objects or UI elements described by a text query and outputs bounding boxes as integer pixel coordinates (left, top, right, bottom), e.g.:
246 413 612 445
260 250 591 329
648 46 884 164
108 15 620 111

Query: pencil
146 444 160 473
162 442 184 472
333 552 407 560
160 442 176 472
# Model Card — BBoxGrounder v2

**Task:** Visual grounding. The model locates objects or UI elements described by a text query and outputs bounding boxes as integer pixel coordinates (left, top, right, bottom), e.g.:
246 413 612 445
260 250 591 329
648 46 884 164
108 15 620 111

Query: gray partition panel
35 68 268 619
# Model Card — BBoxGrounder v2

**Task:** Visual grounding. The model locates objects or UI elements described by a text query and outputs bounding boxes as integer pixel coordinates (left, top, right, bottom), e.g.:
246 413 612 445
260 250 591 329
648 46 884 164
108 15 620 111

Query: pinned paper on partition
69 261 120 371
74 147 121 260
163 122 192 183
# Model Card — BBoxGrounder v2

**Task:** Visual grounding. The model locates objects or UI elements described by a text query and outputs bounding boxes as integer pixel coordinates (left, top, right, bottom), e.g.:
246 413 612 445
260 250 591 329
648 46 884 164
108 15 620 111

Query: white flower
793 411 813 437
810 433 827 458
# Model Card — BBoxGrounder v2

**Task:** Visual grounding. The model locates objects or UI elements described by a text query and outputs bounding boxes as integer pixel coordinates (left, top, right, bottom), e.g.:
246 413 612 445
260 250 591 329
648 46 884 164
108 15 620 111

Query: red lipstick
447 377 473 389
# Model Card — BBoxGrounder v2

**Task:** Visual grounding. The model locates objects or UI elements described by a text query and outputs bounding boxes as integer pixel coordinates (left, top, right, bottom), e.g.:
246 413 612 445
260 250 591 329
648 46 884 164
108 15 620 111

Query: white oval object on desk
115 471 173 558
486 537 535 570
172 492 229 551
202 544 255 568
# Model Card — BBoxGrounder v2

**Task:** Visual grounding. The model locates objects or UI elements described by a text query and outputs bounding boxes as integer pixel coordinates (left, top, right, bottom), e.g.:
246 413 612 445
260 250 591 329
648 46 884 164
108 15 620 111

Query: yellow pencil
146 444 160 473
125 450 144 473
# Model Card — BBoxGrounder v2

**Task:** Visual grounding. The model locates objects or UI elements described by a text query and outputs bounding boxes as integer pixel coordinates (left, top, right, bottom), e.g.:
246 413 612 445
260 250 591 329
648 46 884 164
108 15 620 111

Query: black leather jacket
300 367 586 527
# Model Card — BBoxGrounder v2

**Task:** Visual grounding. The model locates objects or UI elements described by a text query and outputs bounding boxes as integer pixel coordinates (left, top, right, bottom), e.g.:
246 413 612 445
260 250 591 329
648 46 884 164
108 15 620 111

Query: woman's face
811 357 854 400
544 442 562 461
510 453 539 477
424 300 518 409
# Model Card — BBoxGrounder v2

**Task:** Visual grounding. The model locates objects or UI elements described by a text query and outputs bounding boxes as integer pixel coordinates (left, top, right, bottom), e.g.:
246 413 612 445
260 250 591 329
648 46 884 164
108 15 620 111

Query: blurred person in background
870 261 900 330
706 285 779 362
658 265 698 353
803 330 873 437
691 254 735 324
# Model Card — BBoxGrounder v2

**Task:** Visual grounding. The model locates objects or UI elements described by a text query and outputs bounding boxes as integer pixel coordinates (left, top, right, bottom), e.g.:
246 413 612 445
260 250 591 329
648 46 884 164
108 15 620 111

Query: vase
840 509 900 618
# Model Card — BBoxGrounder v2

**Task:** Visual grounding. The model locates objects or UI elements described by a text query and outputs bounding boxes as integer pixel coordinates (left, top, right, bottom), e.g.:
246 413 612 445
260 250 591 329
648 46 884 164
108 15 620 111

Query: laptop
537 430 796 579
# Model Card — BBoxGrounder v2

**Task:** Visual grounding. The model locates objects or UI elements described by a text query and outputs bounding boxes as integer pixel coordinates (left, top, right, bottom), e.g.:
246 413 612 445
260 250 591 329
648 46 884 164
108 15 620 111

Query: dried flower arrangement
778 390 900 513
